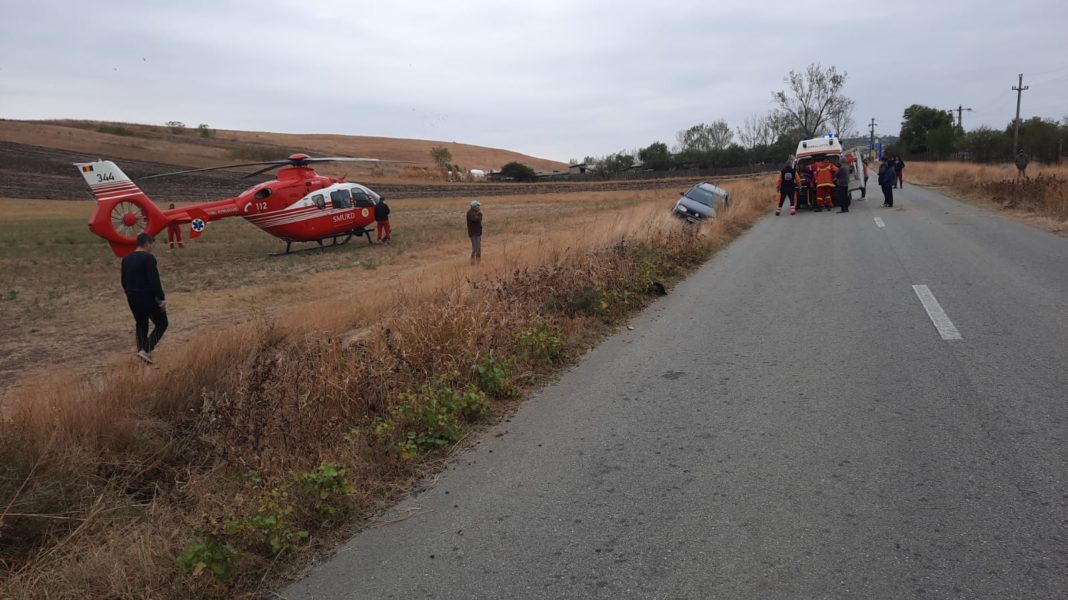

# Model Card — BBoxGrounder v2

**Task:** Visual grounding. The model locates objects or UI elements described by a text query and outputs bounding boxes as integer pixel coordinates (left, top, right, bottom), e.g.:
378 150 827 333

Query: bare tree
828 99 857 139
676 120 734 152
771 64 852 138
736 114 775 148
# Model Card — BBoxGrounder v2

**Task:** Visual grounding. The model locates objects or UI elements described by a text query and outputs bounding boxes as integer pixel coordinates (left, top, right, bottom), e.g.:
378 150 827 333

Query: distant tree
599 151 635 175
772 64 852 138
638 142 672 170
675 120 734 153
430 146 452 169
736 114 774 149
165 121 186 134
899 104 956 156
828 100 857 139
500 161 537 182
1011 116 1067 163
197 123 214 138
960 126 1010 163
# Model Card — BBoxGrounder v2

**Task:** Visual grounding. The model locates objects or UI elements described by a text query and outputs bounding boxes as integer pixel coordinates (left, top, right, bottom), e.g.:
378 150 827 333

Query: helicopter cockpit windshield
351 188 376 208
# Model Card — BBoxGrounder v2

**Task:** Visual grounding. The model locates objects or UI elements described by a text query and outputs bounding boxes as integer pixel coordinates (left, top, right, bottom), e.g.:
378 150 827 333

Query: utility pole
869 118 877 161
948 105 973 129
1012 73 1029 155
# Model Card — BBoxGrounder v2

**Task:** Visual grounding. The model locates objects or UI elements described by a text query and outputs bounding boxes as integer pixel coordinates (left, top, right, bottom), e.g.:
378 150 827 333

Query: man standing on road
375 195 391 243
774 158 798 216
835 160 852 213
166 203 184 249
894 156 906 188
467 200 482 264
121 233 168 364
878 156 897 207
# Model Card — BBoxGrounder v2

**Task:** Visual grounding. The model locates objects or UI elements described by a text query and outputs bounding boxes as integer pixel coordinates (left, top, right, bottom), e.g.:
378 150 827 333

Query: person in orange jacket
166 203 184 248
811 156 838 212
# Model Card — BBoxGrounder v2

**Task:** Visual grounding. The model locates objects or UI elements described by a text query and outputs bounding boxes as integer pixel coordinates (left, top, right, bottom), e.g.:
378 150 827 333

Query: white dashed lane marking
874 217 885 228
912 284 963 341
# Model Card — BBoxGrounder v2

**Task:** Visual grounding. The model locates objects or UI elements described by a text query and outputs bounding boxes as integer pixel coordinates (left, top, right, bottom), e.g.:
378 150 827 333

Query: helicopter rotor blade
142 156 417 180
141 161 289 180
242 163 288 179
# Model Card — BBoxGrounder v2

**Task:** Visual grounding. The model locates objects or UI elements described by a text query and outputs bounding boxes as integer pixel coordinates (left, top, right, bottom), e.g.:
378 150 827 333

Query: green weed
177 533 239 580
472 355 517 399
519 325 565 365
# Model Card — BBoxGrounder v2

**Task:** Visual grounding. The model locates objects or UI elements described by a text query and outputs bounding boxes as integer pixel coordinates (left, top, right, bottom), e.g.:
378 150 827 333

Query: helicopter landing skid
269 228 375 256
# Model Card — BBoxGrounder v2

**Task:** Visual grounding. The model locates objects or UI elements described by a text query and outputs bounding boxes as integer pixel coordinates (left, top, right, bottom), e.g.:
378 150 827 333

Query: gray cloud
1 0 1065 161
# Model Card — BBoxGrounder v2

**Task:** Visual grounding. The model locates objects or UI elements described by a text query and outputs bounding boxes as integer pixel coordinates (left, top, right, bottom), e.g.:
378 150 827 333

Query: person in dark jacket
121 233 168 363
467 200 482 264
878 156 897 207
894 156 905 188
774 158 798 216
835 160 852 213
1015 150 1030 180
374 195 391 243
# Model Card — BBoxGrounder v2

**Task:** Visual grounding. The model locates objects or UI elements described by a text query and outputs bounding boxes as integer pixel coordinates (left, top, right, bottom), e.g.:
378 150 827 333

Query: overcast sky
2 0 1066 162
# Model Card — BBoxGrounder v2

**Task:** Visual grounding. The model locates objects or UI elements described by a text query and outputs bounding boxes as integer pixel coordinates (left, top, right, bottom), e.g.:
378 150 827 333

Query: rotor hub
122 212 139 227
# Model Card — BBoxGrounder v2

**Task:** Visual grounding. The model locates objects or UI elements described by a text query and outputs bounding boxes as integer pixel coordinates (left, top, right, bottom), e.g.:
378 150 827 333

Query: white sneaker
137 350 153 364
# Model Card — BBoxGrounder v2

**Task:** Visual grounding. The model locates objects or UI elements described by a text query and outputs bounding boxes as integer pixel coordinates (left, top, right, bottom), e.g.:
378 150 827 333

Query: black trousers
126 293 168 352
836 186 851 210
881 185 894 207
777 188 796 208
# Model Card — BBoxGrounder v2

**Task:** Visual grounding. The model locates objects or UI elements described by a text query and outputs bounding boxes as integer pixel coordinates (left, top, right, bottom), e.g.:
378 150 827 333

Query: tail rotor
76 160 167 256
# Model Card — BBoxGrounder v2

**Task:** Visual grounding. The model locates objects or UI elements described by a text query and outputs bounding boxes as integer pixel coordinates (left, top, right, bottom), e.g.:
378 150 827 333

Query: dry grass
0 178 769 599
909 161 1068 229
0 191 655 392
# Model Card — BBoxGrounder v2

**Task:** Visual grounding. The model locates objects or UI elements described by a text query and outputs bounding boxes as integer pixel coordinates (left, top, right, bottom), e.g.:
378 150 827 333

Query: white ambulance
792 136 867 208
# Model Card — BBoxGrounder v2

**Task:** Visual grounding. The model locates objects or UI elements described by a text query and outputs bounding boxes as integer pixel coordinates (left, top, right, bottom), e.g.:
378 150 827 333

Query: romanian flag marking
82 165 93 172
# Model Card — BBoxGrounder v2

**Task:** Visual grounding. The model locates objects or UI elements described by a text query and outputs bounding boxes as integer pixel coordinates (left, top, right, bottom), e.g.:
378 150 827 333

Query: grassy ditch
909 161 1068 227
0 180 767 598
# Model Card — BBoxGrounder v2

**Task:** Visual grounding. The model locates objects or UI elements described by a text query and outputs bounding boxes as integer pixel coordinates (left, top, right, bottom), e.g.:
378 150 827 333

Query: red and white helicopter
76 154 392 256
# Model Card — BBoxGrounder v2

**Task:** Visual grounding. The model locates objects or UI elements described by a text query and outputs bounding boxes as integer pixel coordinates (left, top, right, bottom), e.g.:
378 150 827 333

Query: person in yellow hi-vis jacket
811 156 838 212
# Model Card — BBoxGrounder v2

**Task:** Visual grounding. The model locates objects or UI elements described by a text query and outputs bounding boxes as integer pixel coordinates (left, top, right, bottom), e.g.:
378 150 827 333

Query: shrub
177 534 239 580
473 355 517 399
500 161 537 182
519 325 564 365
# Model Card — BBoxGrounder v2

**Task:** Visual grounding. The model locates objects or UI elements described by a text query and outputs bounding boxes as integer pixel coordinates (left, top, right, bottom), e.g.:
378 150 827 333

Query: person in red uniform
166 203 184 249
774 159 798 216
374 195 391 243
812 156 838 212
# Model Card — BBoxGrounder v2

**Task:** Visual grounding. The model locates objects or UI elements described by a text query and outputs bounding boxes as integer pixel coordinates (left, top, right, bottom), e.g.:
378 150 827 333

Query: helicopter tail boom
76 160 168 257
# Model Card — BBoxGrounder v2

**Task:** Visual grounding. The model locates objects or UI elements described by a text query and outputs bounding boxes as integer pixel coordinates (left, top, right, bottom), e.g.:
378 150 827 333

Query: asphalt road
280 183 1068 599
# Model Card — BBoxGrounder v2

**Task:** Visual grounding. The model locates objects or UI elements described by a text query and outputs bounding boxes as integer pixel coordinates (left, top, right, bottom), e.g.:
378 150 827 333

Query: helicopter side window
330 189 352 209
312 194 326 210
352 189 375 208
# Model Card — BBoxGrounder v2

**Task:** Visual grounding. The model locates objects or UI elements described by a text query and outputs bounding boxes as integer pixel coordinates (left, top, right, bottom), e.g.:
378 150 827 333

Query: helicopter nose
122 212 139 227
